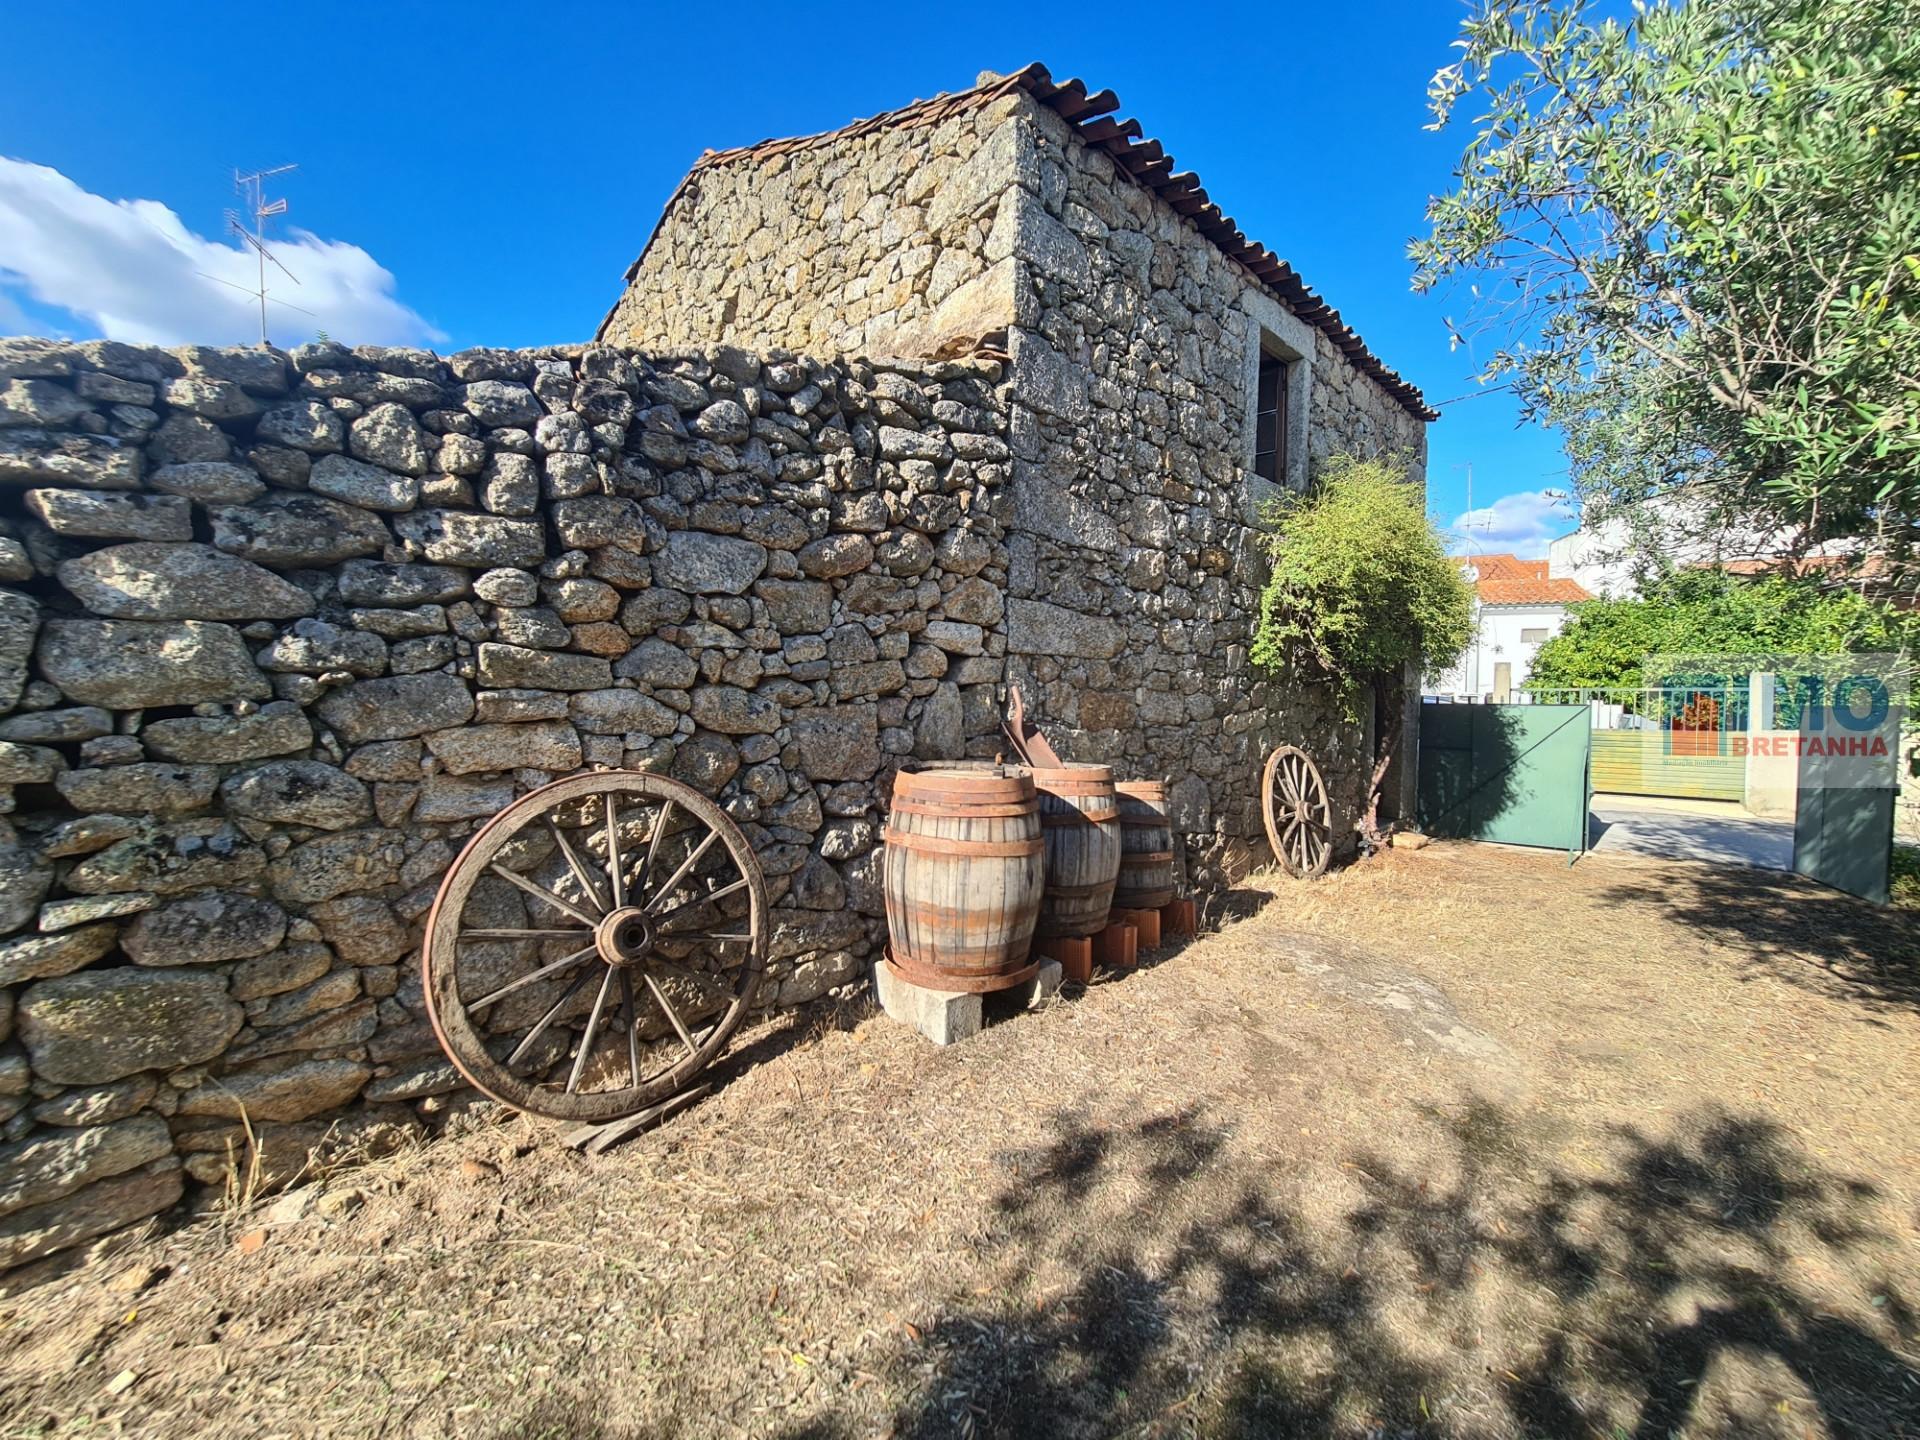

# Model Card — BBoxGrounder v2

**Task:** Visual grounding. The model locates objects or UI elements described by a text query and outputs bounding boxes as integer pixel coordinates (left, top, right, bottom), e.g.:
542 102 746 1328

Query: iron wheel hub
595 906 654 966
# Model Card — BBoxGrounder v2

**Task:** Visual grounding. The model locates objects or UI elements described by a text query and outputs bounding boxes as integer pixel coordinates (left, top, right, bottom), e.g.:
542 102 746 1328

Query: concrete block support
874 962 982 1045
872 959 1063 1046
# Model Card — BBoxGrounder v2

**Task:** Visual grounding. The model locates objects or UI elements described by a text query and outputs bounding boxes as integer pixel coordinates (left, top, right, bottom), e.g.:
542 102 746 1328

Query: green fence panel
1418 703 1592 858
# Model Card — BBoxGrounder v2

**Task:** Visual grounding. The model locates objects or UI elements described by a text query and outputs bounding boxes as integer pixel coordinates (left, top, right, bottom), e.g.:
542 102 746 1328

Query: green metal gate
1418 702 1592 859
1792 714 1896 904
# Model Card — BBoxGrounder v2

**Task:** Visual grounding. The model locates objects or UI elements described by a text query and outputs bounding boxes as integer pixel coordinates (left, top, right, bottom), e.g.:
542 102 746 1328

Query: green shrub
1527 569 1912 693
1251 453 1473 716
1251 454 1473 846
1893 844 1920 911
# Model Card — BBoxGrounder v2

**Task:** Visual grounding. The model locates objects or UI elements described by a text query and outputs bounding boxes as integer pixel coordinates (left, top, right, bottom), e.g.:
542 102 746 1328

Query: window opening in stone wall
1253 350 1290 485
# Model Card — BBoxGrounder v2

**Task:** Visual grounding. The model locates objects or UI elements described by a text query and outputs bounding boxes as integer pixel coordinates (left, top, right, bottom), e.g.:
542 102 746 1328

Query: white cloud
1447 488 1575 559
0 158 443 349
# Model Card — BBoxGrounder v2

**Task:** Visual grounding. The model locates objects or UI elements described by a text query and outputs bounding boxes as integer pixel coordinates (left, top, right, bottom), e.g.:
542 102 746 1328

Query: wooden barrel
1113 780 1176 909
1029 763 1122 938
883 764 1045 993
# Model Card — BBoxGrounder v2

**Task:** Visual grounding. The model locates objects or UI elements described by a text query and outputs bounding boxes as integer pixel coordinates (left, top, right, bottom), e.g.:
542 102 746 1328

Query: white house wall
1427 603 1575 699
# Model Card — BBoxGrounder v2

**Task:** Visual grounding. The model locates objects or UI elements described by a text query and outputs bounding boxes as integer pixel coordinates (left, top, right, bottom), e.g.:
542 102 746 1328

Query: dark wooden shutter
1254 353 1288 484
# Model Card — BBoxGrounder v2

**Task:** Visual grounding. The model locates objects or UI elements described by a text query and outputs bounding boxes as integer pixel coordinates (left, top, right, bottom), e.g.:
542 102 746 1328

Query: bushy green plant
1893 843 1920 911
1525 569 1911 691
1251 454 1474 709
1251 454 1473 844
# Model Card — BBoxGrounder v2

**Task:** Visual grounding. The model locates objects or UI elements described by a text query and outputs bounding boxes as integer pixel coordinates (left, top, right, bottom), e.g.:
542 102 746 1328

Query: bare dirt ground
2 841 1917 1440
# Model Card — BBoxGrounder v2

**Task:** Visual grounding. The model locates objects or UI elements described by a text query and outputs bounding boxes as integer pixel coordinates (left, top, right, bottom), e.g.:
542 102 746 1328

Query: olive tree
1414 0 1920 587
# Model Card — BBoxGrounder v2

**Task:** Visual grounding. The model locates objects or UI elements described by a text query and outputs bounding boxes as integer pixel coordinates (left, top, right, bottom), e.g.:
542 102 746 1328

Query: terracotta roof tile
1474 576 1592 605
1465 553 1549 581
605 62 1433 420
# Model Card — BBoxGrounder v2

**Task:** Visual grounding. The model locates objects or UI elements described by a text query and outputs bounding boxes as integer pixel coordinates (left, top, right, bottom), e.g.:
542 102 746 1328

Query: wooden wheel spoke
489 864 600 927
653 874 751 931
643 827 722 915
643 971 700 1059
459 928 590 943
604 793 626 909
506 968 595 1066
661 931 753 944
565 965 618 1094
467 944 597 1012
619 969 642 1090
547 820 608 916
633 798 675 902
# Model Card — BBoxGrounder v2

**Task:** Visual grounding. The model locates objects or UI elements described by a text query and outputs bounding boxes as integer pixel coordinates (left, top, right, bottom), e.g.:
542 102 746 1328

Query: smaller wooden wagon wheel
1262 744 1333 879
423 771 767 1124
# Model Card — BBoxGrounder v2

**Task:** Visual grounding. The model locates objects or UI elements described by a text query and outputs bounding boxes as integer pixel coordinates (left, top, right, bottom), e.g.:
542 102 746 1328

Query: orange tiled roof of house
1465 553 1548 580
1461 554 1592 605
1476 576 1594 604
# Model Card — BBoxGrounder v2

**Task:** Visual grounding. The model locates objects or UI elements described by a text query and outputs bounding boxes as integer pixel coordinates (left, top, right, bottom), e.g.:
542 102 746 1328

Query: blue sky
0 0 1575 556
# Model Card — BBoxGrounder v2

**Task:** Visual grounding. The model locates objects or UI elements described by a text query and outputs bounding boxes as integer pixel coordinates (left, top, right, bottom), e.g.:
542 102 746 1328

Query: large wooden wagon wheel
1262 744 1333 879
423 772 767 1123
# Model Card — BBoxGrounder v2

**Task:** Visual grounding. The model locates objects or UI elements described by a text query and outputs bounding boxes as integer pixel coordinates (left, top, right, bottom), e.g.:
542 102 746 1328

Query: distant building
1546 492 1799 599
1426 554 1592 699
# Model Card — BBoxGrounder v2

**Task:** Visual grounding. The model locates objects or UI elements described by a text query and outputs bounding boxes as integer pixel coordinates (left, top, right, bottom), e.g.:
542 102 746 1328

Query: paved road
1588 794 1794 871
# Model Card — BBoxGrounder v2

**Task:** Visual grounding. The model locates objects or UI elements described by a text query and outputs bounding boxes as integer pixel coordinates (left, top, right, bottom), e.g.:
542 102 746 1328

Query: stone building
603 63 1434 875
0 64 1431 1274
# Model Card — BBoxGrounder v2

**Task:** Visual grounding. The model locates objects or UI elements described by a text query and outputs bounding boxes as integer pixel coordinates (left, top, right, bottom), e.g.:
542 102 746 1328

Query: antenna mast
229 165 300 347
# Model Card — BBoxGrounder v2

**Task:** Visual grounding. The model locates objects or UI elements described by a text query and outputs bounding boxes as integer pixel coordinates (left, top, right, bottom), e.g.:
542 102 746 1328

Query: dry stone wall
603 94 1026 362
0 335 1010 1274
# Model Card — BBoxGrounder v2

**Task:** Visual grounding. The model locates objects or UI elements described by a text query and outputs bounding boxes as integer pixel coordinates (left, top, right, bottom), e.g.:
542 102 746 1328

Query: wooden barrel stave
1114 779 1177 909
883 764 1045 992
1029 763 1122 938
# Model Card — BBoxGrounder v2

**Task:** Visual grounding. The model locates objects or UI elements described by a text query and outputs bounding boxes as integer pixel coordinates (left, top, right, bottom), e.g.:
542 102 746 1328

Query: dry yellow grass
1 841 1915 1439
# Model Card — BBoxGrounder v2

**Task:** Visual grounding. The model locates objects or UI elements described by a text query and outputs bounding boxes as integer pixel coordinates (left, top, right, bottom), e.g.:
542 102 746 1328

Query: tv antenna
1453 461 1491 573
209 164 313 346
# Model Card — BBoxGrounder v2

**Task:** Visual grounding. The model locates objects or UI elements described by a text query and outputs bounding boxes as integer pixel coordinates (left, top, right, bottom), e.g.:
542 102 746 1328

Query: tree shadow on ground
787 1102 1918 1440
1594 864 1920 1017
